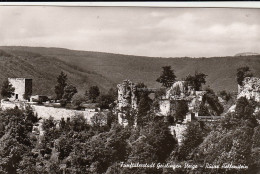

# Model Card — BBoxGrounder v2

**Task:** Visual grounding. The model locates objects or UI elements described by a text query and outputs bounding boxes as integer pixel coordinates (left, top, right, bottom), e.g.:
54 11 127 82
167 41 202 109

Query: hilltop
234 52 260 56
0 46 260 95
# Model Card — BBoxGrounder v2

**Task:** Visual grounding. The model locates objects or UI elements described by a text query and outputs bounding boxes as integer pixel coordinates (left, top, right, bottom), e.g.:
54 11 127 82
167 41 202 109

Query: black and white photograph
0 2 259 174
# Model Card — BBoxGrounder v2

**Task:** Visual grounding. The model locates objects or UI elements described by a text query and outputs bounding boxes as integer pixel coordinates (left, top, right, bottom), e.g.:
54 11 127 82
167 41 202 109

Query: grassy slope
0 49 115 97
1 46 260 94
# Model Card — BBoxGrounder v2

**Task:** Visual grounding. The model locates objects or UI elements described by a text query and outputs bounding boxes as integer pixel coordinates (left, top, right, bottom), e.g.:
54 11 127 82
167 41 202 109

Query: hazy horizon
0 6 260 58
1 45 259 59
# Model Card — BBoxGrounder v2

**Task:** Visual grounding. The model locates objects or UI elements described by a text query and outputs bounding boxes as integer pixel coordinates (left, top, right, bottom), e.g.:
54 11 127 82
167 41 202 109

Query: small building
8 78 32 101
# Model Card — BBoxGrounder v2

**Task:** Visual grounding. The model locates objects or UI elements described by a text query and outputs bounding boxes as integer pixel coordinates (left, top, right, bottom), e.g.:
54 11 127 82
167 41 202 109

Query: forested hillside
1 46 260 94
0 49 115 97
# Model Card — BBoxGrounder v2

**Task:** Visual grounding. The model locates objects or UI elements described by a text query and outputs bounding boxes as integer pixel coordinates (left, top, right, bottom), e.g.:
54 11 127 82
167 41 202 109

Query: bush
97 94 115 110
235 97 255 120
60 99 67 107
219 90 232 101
71 93 86 110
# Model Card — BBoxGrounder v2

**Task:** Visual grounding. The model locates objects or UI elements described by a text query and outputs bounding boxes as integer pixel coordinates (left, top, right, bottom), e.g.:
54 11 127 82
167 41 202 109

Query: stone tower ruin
8 78 32 101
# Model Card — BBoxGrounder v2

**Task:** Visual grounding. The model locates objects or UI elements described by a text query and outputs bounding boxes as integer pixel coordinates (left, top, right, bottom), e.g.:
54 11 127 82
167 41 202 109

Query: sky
0 6 260 58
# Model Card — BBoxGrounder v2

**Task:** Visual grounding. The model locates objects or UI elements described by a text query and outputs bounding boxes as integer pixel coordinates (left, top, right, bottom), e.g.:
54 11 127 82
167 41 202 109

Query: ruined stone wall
0 100 27 110
237 77 260 102
31 105 96 123
0 101 98 124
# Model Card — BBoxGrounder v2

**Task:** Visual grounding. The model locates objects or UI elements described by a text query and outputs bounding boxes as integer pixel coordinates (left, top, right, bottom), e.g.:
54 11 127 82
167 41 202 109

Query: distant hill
235 52 260 56
0 46 260 96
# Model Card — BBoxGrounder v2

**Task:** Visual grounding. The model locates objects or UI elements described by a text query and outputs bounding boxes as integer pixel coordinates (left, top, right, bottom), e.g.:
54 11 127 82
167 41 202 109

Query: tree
145 120 177 163
177 122 204 161
57 135 73 160
198 103 210 116
107 88 117 100
91 112 107 128
175 100 189 122
219 90 232 101
17 153 38 174
235 97 255 120
70 114 90 132
62 84 77 102
124 108 137 127
185 71 207 91
156 66 176 88
199 87 224 116
86 86 100 103
55 71 68 100
135 82 148 104
237 66 253 86
107 111 118 128
85 125 130 173
137 93 152 127
1 79 15 99
97 94 115 110
71 93 86 110
126 120 177 174
0 108 34 174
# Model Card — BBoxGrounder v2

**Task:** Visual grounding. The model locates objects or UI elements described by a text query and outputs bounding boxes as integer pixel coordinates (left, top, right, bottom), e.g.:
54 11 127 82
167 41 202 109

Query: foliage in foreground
0 95 259 174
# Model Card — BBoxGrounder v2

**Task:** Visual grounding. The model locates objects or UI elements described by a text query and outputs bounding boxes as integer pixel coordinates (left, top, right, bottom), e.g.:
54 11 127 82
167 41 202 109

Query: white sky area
0 6 260 58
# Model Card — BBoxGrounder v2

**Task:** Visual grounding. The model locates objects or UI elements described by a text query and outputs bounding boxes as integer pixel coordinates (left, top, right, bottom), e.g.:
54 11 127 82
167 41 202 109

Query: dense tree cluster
2 97 255 174
86 86 100 103
1 79 15 99
0 107 178 174
54 72 117 110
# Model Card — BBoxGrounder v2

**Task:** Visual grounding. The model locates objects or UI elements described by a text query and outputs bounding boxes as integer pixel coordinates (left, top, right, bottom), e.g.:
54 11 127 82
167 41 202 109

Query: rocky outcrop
159 99 171 116
166 81 195 99
117 80 137 111
170 124 187 145
237 77 260 102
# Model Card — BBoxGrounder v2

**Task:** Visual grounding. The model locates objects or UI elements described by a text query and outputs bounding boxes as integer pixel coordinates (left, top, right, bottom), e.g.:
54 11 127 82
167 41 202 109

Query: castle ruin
116 79 208 126
237 77 260 102
158 80 206 120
